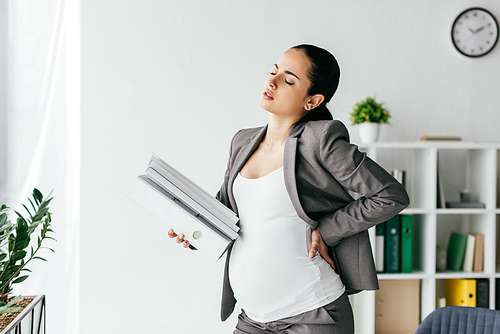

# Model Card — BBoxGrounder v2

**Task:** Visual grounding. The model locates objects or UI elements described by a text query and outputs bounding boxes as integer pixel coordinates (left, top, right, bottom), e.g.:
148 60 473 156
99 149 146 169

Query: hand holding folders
126 154 239 261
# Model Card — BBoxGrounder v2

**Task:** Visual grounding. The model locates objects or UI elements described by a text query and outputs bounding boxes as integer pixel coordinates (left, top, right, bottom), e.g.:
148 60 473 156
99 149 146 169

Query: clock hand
467 27 476 34
475 25 487 33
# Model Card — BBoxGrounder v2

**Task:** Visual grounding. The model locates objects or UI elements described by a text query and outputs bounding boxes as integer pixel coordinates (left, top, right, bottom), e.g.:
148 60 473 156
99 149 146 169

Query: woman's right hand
168 229 196 249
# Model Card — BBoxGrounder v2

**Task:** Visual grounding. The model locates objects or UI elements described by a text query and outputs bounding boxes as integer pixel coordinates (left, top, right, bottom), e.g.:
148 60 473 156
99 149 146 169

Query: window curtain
1 1 80 333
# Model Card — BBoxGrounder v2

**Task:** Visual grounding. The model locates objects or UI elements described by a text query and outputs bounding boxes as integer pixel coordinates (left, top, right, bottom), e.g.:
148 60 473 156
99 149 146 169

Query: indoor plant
0 189 55 332
349 96 391 143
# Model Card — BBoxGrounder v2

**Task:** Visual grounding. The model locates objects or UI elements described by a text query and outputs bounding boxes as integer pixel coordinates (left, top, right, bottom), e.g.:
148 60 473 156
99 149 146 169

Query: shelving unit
349 141 500 334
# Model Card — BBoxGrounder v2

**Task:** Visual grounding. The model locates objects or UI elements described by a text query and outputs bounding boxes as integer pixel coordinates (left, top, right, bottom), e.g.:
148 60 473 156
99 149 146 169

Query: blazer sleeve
316 121 410 246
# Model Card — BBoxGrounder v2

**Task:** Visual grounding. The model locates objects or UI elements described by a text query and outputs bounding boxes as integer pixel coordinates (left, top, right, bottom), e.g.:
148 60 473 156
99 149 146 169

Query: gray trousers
233 292 354 334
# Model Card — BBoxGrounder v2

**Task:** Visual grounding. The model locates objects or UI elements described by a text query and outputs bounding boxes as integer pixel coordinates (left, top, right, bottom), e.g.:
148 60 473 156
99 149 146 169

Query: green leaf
27 221 43 235
33 189 43 205
0 253 6 261
0 222 12 234
33 256 47 262
12 276 28 284
8 234 15 252
0 213 8 226
16 217 28 232
13 240 30 252
0 306 21 315
5 295 21 307
10 251 26 262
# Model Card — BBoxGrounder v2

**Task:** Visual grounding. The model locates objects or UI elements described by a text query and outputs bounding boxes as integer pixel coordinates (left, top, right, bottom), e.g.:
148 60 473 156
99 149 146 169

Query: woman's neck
264 114 300 149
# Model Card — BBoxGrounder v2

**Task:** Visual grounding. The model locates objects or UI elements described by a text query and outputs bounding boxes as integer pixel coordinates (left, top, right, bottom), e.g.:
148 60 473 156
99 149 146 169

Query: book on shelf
375 222 385 272
375 279 420 334
126 154 239 261
462 234 476 273
496 279 500 311
472 233 484 272
436 153 446 209
446 232 468 271
385 216 401 273
476 278 489 308
445 278 476 307
436 295 446 308
420 134 462 141
445 201 486 209
391 169 406 188
400 215 413 273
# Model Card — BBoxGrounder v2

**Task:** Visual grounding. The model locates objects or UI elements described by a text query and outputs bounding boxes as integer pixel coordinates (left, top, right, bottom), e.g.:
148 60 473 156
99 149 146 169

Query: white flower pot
359 122 380 143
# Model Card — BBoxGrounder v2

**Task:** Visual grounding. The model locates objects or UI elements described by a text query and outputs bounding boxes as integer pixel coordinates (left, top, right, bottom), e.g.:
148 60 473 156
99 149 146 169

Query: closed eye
269 72 294 85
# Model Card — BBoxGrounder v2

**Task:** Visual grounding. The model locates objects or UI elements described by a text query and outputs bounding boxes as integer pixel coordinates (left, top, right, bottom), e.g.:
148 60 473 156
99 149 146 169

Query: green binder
385 216 401 273
446 232 468 271
401 215 413 273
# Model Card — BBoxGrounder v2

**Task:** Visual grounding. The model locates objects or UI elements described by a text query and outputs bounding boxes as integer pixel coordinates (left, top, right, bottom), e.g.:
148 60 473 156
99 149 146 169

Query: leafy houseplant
349 96 391 125
349 96 391 143
0 189 55 316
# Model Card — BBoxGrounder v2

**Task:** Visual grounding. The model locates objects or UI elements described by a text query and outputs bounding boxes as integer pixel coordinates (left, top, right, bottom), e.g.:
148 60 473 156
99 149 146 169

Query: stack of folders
126 154 239 261
446 232 484 272
375 215 413 274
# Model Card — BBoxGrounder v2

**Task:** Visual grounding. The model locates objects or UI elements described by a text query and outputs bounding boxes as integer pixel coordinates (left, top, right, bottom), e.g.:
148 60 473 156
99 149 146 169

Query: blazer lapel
227 126 267 213
283 132 317 227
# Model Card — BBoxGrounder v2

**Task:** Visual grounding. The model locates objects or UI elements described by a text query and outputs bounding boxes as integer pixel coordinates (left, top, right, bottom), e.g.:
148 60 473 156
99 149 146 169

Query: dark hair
291 44 340 122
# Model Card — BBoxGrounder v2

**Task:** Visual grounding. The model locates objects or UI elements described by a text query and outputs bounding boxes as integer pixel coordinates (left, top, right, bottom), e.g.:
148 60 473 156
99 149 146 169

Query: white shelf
351 142 500 334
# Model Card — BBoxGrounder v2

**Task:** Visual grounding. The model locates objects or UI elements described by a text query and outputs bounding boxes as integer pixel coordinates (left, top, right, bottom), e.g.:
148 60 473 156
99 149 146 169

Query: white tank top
229 167 345 323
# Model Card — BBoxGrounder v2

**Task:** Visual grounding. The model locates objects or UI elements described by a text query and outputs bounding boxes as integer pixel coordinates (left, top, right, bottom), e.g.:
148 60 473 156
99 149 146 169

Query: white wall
81 1 500 333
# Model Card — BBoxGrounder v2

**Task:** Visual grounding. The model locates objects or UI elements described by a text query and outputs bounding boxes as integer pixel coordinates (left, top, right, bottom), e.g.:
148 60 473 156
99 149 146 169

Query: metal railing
0 295 45 334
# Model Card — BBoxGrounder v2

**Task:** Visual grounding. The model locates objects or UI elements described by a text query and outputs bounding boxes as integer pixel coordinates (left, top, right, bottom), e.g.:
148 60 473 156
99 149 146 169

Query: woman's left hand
309 229 337 273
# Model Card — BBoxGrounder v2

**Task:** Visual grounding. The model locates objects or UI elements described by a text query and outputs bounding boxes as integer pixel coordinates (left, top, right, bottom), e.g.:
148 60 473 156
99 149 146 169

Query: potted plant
349 96 391 143
0 189 56 333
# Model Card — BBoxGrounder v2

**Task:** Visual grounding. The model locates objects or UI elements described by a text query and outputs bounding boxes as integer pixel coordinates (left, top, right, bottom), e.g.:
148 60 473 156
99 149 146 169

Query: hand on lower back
309 229 336 272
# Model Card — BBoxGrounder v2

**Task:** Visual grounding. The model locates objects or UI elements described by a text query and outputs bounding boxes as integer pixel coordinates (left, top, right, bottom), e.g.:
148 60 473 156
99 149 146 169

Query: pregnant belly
229 234 327 309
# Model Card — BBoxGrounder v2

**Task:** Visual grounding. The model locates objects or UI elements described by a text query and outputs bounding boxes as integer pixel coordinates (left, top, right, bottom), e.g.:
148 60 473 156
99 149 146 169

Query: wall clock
451 7 499 57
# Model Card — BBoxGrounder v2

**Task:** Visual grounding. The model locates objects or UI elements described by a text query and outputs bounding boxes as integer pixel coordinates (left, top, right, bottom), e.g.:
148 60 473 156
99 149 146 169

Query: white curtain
1 1 80 333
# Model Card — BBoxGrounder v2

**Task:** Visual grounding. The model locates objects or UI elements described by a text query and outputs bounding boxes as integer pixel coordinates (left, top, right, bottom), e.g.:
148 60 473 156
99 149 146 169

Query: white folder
126 155 239 261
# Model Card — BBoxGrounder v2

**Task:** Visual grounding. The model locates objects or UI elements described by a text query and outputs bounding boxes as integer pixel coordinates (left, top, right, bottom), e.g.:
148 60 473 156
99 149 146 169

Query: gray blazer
216 120 410 322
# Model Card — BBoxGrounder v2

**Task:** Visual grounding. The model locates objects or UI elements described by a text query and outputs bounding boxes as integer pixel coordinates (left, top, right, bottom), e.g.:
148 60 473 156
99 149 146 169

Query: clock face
451 7 499 57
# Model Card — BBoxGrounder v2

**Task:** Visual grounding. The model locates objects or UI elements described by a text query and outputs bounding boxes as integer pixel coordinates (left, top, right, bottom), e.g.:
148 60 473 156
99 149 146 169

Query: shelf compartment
438 148 497 209
436 214 494 274
436 277 493 309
